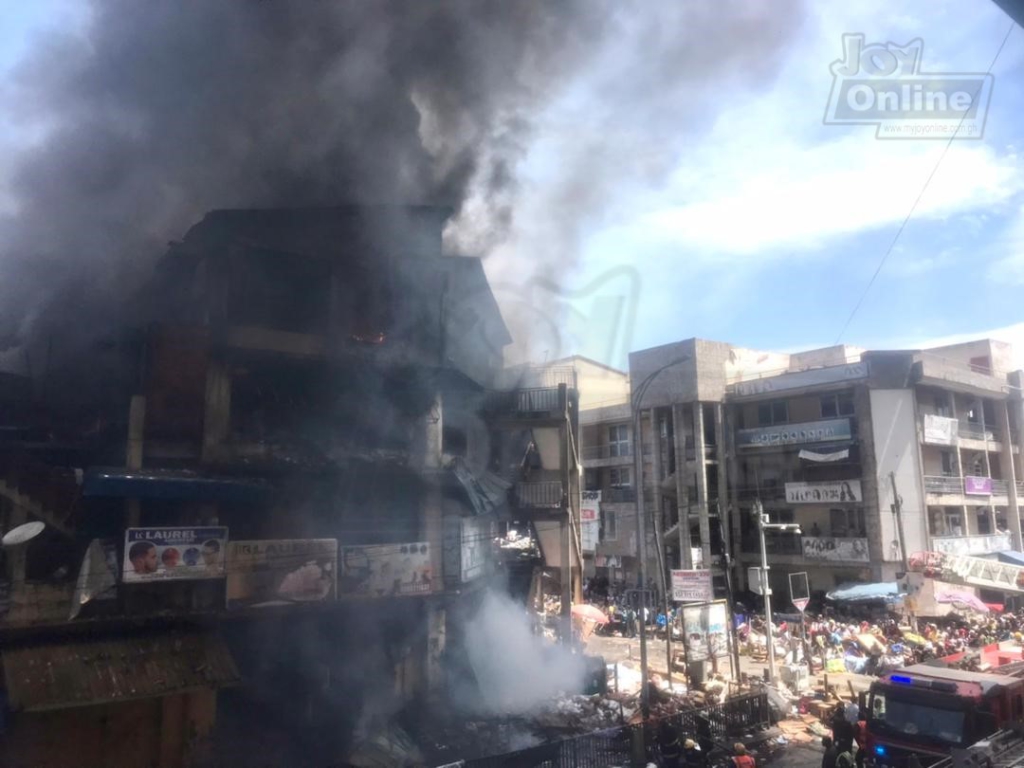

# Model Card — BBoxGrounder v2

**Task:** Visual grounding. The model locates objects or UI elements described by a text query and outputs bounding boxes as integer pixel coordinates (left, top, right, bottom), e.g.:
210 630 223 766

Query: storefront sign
801 536 870 563
932 533 1010 557
682 601 729 662
122 527 228 582
581 491 601 553
785 479 862 504
443 517 496 584
226 539 337 609
923 415 958 445
339 542 433 597
965 476 993 495
671 569 713 602
737 419 852 448
734 363 867 397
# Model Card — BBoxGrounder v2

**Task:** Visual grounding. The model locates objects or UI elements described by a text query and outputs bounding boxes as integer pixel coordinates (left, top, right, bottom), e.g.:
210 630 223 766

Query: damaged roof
3 631 240 712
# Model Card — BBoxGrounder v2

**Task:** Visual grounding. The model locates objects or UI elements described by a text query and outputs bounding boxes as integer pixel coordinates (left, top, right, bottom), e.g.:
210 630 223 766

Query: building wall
869 389 927 574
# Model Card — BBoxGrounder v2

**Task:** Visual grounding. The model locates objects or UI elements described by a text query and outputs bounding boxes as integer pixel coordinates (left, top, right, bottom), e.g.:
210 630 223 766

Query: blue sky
474 0 1024 370
2 1 1022 372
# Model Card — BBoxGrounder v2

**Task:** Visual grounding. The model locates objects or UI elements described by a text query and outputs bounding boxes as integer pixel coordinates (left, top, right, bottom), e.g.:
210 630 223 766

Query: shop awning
998 551 1024 567
82 467 271 503
449 460 510 517
2 631 240 712
826 582 901 604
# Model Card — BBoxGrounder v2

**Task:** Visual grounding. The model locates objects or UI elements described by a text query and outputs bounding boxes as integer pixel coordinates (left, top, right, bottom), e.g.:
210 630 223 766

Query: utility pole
890 470 916 630
754 498 801 687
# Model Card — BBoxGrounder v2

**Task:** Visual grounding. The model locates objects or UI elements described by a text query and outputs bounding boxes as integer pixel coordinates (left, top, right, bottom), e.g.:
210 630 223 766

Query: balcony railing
581 444 632 460
741 532 803 556
488 387 565 419
959 423 1000 443
603 487 636 503
512 481 563 508
924 475 1010 497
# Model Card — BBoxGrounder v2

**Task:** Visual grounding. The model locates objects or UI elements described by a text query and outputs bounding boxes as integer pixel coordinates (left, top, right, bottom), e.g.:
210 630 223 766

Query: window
977 508 993 535
820 392 855 419
934 394 951 417
584 469 600 491
608 424 630 457
757 400 788 426
830 508 866 537
609 467 631 487
940 451 954 476
603 510 617 541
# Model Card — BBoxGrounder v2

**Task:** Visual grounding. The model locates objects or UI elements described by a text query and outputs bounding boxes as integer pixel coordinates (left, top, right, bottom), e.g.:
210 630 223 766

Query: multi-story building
0 206 565 767
624 336 1023 605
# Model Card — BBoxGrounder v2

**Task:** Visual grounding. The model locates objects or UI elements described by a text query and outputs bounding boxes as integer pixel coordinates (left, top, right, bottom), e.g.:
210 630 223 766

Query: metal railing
992 479 1009 495
512 481 563 508
459 691 772 768
924 475 963 494
959 423 1000 442
581 444 633 460
742 532 803 555
489 387 565 417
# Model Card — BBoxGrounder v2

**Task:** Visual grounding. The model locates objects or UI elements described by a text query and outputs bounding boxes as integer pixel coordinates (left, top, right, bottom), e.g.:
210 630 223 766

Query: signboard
671 569 713 602
581 491 601 553
789 571 810 613
801 536 870 563
226 539 337 609
785 480 862 504
748 566 766 595
339 542 434 597
965 476 993 496
122 527 227 582
932 533 1010 557
923 415 958 445
443 517 496 584
737 419 852 448
681 601 729 662
734 363 867 397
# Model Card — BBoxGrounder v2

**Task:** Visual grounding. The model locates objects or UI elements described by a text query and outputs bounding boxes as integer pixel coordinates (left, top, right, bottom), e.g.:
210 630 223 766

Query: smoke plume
0 0 804 361
462 591 585 714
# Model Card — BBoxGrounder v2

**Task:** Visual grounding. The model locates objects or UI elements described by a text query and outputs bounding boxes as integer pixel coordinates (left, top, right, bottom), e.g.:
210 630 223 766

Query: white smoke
463 591 585 714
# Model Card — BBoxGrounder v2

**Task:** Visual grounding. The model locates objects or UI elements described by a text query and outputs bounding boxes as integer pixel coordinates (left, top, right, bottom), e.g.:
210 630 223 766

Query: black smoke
0 0 805 358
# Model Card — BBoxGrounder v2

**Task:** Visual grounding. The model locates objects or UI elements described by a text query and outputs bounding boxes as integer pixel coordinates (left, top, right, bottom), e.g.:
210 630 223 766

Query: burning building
0 205 583 767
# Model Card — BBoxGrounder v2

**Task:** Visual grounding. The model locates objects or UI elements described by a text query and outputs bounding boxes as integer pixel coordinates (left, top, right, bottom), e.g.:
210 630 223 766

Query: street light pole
631 356 689 721
754 498 801 687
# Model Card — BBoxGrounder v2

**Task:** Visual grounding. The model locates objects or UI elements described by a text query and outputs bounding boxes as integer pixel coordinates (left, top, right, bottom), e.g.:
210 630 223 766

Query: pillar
693 403 711 568
998 401 1021 548
416 389 446 690
672 405 692 568
201 359 231 463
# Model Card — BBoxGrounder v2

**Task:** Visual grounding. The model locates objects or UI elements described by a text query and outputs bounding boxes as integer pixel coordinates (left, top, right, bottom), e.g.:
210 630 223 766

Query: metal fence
457 692 772 768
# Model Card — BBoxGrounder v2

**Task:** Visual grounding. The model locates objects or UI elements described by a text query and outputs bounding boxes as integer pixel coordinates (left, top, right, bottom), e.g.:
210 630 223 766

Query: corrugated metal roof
3 631 239 712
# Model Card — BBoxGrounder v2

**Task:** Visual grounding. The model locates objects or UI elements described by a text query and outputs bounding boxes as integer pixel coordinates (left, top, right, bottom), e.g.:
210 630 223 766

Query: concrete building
622 337 1023 604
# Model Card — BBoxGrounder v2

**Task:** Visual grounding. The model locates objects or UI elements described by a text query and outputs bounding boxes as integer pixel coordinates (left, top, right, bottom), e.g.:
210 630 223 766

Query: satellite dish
3 521 45 547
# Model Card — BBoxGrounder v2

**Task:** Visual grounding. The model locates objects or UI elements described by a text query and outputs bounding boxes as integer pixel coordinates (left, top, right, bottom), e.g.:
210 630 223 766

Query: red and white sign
792 597 810 613
580 491 600 552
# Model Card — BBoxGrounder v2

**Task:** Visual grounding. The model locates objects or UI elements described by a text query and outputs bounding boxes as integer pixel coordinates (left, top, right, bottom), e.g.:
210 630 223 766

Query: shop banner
671 569 713 602
123 527 227 582
923 415 958 445
581 491 601 553
340 542 434 597
785 479 862 504
226 539 337 609
682 601 730 662
443 517 496 584
965 476 993 495
737 419 851 448
801 537 870 563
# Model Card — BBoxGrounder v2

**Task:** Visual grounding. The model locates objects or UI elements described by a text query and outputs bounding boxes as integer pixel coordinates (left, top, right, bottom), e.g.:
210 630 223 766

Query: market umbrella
936 590 989 613
571 604 610 625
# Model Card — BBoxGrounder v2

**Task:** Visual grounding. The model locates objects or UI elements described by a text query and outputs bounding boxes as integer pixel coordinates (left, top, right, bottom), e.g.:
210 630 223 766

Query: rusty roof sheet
3 631 239 712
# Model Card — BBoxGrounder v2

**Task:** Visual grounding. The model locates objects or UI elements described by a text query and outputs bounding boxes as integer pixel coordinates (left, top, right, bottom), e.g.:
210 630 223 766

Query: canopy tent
826 582 901 604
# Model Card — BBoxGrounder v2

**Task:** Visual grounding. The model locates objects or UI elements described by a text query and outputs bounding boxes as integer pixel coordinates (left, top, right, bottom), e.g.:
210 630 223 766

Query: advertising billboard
581 490 601 553
682 601 729 663
737 419 852 448
339 542 434 597
785 479 862 504
671 569 713 602
226 539 337 609
122 527 228 582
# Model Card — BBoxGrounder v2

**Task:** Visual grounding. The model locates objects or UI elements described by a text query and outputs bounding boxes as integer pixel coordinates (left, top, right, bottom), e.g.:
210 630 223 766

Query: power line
834 21 1016 345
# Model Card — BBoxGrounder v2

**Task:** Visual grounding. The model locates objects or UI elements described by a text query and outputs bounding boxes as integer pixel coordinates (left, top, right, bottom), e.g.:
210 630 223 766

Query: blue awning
998 551 1024 567
83 468 271 503
826 582 901 604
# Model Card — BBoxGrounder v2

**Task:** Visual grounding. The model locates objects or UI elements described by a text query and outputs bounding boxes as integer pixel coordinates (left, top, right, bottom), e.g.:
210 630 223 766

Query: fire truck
865 644 1024 768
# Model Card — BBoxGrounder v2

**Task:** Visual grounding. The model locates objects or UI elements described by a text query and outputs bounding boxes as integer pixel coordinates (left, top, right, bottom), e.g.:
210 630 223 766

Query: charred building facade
0 206 580 767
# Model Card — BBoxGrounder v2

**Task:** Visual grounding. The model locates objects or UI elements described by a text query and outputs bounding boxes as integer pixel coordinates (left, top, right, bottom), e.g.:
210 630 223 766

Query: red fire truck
865 644 1024 768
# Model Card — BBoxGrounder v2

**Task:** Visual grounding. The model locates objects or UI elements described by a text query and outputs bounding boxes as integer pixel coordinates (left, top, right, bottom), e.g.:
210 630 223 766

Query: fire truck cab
866 662 1024 768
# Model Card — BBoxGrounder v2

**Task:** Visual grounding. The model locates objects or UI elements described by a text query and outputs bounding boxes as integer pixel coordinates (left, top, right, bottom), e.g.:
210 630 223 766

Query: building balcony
484 386 569 426
924 475 1010 502
741 532 803 556
511 480 564 509
581 443 633 467
930 533 1013 557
